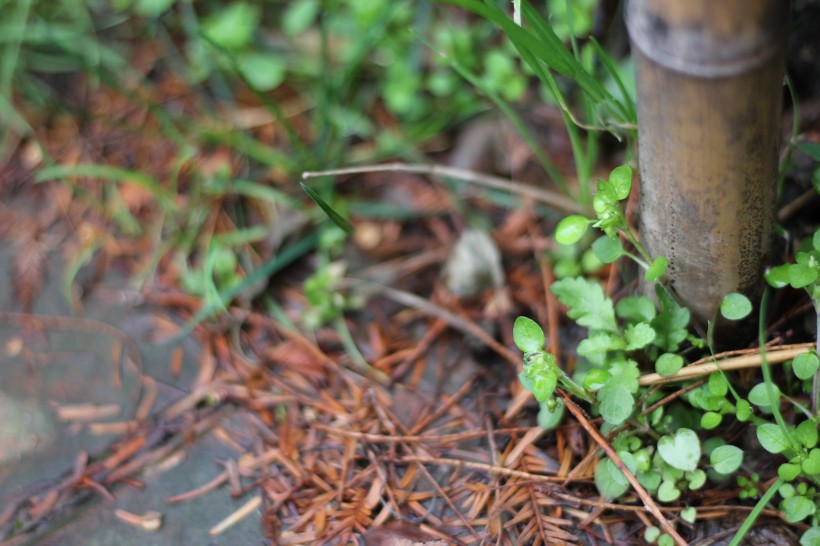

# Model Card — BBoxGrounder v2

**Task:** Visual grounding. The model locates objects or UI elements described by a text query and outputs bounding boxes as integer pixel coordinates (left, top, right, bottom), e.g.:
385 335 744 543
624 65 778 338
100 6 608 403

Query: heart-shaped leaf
783 495 816 523
657 480 680 502
802 448 820 476
595 456 631 499
658 428 701 472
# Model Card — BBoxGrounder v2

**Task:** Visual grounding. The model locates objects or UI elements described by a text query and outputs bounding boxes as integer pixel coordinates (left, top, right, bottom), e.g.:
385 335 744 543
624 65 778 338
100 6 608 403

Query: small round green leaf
532 370 558 403
720 292 752 320
756 423 790 454
681 506 697 524
645 256 668 282
802 448 820 475
687 469 707 489
658 534 675 546
801 527 820 546
779 463 802 481
793 352 820 381
537 399 565 430
555 215 592 245
707 372 729 397
645 526 660 543
656 353 684 377
748 383 781 408
595 456 630 498
796 419 819 449
814 230 820 252
283 0 320 36
783 495 816 523
701 412 722 430
592 235 624 263
789 263 819 288
736 399 752 422
638 469 661 491
703 437 727 456
513 316 545 353
658 428 701 472
710 445 743 474
765 265 791 288
608 165 633 200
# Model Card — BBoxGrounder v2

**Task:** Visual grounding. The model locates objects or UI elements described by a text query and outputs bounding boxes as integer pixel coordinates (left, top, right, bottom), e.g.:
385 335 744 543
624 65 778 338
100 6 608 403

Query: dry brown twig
557 389 688 546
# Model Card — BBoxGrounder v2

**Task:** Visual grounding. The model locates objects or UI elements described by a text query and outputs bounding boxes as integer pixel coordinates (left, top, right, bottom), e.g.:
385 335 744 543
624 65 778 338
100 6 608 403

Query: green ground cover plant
514 163 820 544
3 0 820 544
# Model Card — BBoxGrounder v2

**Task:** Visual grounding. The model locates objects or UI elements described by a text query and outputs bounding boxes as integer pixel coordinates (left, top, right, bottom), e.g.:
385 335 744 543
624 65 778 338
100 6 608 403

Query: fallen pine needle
113 509 163 532
209 495 262 536
51 403 120 422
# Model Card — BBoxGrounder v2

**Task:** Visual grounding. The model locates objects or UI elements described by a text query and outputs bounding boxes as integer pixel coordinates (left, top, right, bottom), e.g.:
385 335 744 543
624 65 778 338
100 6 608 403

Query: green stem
759 288 801 453
558 370 594 404
727 478 783 546
621 226 652 265
812 305 819 416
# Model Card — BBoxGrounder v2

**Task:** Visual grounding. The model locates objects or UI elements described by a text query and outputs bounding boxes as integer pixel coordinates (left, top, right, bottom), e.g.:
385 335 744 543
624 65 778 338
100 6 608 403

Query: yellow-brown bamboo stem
626 0 789 325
